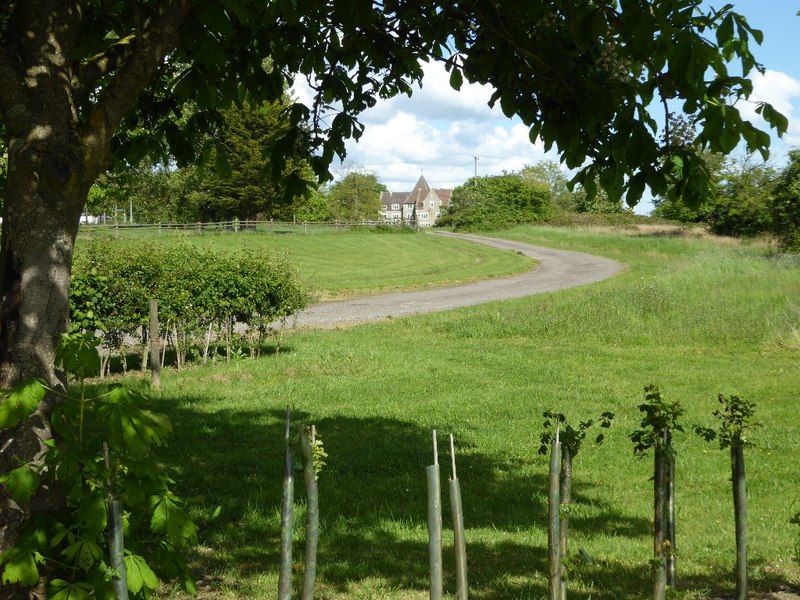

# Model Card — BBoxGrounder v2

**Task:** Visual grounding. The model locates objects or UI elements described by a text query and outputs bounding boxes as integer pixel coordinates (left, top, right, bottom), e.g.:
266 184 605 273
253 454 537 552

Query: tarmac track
291 231 624 328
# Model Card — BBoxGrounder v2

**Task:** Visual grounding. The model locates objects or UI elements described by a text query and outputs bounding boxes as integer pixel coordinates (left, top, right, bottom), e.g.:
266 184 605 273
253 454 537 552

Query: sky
294 1 800 214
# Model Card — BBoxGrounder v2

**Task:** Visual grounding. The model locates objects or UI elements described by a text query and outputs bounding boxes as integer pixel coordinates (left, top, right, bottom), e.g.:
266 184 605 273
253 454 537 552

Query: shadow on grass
143 397 679 598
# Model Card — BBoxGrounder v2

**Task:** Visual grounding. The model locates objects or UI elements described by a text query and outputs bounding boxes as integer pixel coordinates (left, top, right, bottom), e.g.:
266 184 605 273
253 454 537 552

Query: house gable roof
433 188 451 207
379 175 452 211
407 175 431 208
380 191 408 208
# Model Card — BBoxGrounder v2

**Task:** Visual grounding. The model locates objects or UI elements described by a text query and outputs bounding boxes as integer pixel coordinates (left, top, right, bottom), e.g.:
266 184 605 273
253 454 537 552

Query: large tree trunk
0 2 191 596
0 120 91 598
0 147 85 386
0 5 94 597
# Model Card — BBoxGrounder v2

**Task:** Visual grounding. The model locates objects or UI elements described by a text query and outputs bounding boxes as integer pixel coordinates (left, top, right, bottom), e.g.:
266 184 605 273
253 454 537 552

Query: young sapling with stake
696 393 761 600
539 409 614 597
630 385 684 600
278 408 327 600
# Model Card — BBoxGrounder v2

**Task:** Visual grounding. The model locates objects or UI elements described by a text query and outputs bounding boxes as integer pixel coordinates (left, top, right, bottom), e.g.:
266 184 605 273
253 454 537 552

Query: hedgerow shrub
771 150 800 251
438 173 551 231
70 240 309 369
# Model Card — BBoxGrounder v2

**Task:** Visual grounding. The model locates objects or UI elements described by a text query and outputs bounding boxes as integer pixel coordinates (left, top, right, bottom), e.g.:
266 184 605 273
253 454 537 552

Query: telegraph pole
473 156 478 177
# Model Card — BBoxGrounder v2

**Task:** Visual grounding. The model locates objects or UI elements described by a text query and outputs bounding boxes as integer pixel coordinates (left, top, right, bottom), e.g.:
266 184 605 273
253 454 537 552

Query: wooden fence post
149 299 160 389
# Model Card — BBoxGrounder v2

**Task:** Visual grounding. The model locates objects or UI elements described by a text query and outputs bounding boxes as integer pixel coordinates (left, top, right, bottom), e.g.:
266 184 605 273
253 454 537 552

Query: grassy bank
138 226 798 599
77 230 533 301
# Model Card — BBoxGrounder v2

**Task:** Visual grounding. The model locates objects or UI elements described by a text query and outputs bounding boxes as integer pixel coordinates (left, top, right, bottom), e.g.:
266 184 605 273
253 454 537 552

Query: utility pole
473 156 479 177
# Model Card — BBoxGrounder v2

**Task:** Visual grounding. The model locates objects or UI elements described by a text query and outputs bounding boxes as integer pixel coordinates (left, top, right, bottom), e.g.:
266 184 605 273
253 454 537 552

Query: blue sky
298 2 800 213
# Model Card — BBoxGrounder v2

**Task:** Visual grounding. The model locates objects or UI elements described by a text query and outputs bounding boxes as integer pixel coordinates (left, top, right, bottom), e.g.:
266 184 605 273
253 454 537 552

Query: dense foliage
439 173 552 230
520 161 623 215
0 335 197 597
325 172 385 221
0 0 791 595
653 151 800 249
88 100 317 224
197 101 314 221
70 240 309 368
653 153 777 237
771 149 800 251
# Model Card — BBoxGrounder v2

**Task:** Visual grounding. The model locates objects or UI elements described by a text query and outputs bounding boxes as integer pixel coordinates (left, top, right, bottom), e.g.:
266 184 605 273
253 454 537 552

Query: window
419 212 428 219
429 200 435 208
391 203 400 210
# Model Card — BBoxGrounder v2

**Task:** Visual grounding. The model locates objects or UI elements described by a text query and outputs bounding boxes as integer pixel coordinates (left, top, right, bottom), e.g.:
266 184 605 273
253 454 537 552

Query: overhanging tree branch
76 35 138 101
79 0 192 173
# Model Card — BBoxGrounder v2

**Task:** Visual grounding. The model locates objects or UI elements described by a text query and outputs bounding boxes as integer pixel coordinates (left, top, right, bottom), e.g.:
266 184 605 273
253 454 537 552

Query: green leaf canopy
0 0 776 208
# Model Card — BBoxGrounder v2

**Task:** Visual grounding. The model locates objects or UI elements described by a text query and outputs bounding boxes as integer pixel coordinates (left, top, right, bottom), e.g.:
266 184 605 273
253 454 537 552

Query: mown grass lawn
78 229 533 301
141 225 799 599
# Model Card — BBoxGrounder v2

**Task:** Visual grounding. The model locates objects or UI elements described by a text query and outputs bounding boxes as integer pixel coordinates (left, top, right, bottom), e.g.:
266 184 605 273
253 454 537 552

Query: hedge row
70 239 309 370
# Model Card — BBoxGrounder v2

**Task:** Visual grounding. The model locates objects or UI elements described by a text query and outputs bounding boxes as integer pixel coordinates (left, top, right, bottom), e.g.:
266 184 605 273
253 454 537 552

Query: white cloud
740 69 800 149
291 60 552 191
330 61 555 191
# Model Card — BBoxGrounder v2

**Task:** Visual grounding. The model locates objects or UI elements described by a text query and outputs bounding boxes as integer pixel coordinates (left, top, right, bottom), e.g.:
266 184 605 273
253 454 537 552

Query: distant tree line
84 101 386 225
653 150 800 250
438 161 629 231
62 99 800 249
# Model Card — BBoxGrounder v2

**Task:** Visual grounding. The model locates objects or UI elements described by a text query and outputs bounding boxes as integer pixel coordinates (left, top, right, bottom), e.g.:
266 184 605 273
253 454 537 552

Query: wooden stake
278 406 294 600
449 434 468 600
428 430 443 600
548 426 562 600
666 429 676 588
149 299 160 389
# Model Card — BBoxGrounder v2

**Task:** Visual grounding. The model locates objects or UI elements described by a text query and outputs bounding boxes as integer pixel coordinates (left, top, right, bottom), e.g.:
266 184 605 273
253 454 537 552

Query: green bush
707 194 773 238
542 210 651 228
771 150 800 251
70 240 309 367
0 334 197 597
439 173 551 231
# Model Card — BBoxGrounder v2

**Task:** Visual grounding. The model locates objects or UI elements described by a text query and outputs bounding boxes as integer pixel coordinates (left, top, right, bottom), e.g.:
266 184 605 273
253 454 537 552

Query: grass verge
131 225 799 599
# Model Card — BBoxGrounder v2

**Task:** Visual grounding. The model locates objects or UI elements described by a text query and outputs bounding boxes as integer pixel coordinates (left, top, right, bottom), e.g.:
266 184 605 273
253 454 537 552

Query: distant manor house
379 175 451 227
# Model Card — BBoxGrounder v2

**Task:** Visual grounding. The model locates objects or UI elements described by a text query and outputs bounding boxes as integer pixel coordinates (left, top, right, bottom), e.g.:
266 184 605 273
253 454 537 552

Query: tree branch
79 0 192 175
75 34 138 101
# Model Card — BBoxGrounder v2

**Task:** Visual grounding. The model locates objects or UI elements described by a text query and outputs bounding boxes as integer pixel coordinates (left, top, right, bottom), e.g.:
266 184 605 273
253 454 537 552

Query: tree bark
0 2 192 596
0 117 89 597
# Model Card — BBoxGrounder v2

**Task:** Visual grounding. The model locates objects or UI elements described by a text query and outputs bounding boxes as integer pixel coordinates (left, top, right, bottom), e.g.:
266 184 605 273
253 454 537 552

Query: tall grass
140 226 799 599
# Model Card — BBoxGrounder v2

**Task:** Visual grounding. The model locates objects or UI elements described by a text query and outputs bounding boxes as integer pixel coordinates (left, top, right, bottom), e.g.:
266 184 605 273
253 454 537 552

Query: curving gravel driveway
292 231 623 328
